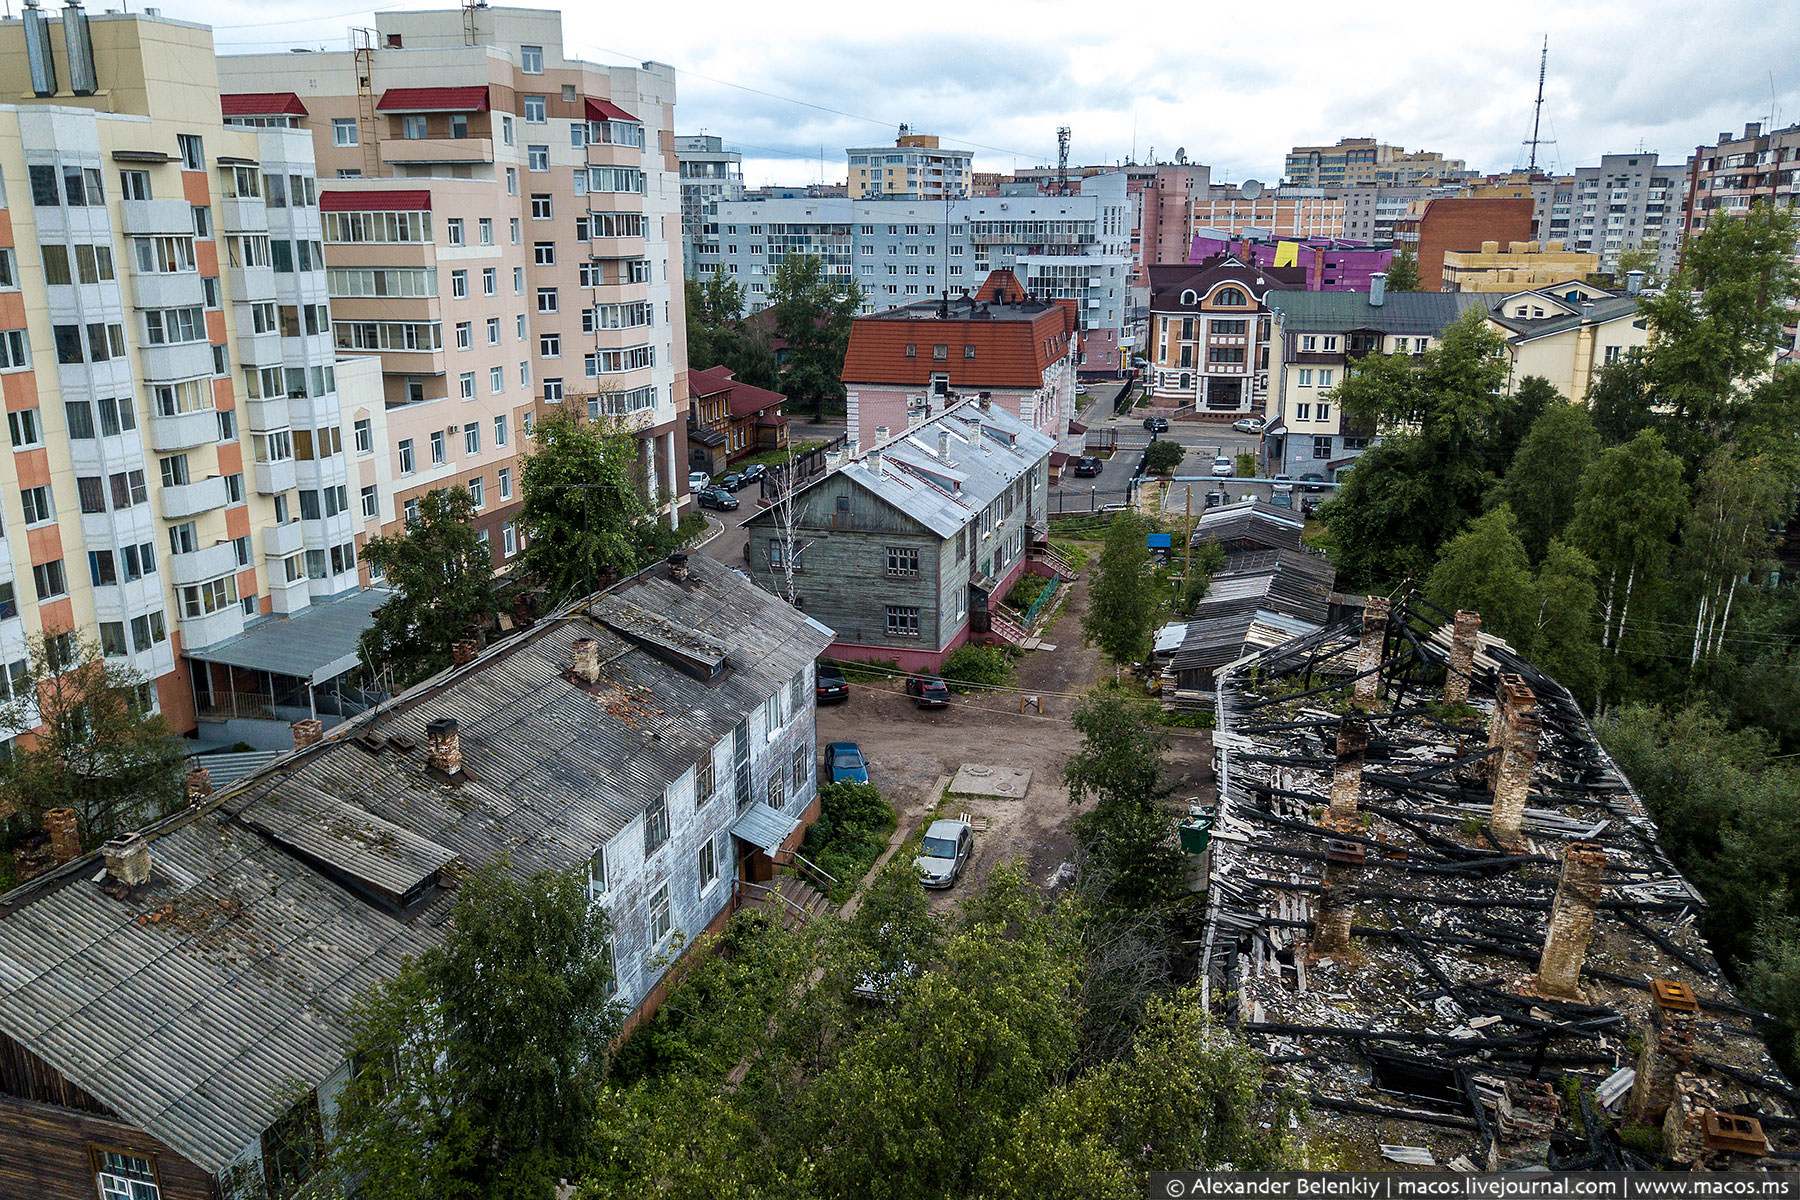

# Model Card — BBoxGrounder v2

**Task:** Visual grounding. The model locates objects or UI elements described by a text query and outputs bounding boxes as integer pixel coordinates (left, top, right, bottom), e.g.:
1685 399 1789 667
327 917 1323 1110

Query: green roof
1266 290 1488 335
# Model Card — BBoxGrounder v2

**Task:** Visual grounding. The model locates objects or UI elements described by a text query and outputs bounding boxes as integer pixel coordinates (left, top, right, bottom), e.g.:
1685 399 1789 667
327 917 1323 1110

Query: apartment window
886 546 919 577
485 317 500 346
20 485 54 526
885 605 920 637
455 321 473 349
648 881 671 946
31 559 67 600
767 764 786 811
482 267 497 295
1296 403 1312 422
1317 369 1334 388
404 497 420 524
177 133 204 170
95 1151 162 1200
120 169 151 200
1317 403 1331 422
398 439 416 474
478 217 493 245
490 366 505 393
353 418 373 456
528 144 549 172
89 551 118 587
533 241 555 266
531 194 553 220
643 793 670 855
180 576 238 618
513 267 525 295
460 371 476 400
698 835 718 892
0 330 27 372
1313 436 1333 460
463 422 481 456
521 43 544 73
519 360 531 387
446 218 464 246
332 118 359 146
1298 369 1313 386
130 612 168 652
523 95 546 123
539 333 561 358
498 466 512 498
468 475 485 508
501 117 515 147
360 484 378 520
537 287 559 314
111 469 148 508
792 742 811 796
451 269 468 298
192 206 212 238
122 541 156 581
502 520 518 557
494 414 508 446
429 430 446 464
7 408 41 449
216 409 237 442
402 115 428 140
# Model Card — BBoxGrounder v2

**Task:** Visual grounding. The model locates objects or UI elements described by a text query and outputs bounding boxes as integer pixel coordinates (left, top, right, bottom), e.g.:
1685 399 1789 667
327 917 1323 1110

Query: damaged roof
1202 594 1798 1171
0 555 831 1176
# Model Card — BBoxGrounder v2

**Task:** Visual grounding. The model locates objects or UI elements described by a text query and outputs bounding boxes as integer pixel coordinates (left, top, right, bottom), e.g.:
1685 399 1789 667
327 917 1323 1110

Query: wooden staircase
738 875 829 928
1031 545 1080 581
987 611 1030 648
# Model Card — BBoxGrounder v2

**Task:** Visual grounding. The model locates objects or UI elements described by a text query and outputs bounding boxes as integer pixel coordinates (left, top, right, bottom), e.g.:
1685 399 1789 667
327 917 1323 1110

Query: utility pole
1182 484 1194 607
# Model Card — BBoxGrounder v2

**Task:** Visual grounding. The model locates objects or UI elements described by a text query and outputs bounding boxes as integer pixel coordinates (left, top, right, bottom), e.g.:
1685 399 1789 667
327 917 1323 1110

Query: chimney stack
868 447 884 476
937 429 952 461
1353 596 1388 708
668 551 690 582
1443 610 1482 707
425 717 463 776
290 717 324 750
1368 272 1387 307
874 425 890 443
1329 713 1368 823
1488 676 1539 847
43 807 80 865
1530 841 1608 1000
1625 270 1646 295
1629 979 1700 1123
451 635 478 666
103 833 153 889
1311 839 1365 956
571 637 601 684
184 766 213 802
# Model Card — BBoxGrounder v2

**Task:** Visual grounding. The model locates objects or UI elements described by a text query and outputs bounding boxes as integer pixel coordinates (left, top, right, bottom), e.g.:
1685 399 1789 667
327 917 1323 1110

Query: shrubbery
940 643 1012 691
802 781 896 903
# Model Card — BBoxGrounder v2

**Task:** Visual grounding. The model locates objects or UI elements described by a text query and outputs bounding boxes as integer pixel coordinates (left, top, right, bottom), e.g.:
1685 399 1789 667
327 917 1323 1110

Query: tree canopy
519 411 651 601
359 486 500 690
768 253 863 416
686 271 781 392
1383 247 1421 292
1081 513 1159 668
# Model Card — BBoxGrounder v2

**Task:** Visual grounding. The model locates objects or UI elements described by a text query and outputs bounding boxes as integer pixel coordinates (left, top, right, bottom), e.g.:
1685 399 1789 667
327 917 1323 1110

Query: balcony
253 458 297 495
140 340 215 383
121 198 195 236
170 540 242 588
381 136 494 165
262 520 304 559
131 271 205 311
269 573 311 615
243 395 290 432
160 475 230 520
148 406 220 452
237 328 284 367
229 264 277 302
179 605 246 654
219 197 268 234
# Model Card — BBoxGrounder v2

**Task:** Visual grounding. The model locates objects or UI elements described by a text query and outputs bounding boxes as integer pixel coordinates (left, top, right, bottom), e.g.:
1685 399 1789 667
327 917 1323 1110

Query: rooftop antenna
1056 125 1071 195
1523 36 1554 172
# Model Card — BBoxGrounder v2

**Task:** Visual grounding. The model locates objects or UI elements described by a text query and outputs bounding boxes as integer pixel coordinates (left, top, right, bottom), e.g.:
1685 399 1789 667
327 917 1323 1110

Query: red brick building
685 366 789 476
1395 197 1535 290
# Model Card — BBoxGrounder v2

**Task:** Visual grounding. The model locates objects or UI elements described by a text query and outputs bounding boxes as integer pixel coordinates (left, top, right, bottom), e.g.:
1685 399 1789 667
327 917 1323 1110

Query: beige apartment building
0 8 386 740
219 5 688 560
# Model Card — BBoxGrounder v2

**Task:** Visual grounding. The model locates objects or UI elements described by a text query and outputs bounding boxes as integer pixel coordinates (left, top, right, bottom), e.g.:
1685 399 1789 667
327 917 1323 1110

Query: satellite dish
1240 178 1264 199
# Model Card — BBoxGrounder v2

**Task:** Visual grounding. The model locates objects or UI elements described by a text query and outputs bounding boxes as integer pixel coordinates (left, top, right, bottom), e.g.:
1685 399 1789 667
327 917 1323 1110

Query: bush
802 782 896 903
1004 573 1049 613
1144 440 1185 476
940 643 1011 692
1235 452 1258 479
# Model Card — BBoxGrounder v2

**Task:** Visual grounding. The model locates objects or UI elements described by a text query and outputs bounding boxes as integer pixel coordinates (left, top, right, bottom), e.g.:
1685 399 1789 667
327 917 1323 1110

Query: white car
1233 416 1265 434
687 470 710 492
1211 455 1234 478
915 818 973 889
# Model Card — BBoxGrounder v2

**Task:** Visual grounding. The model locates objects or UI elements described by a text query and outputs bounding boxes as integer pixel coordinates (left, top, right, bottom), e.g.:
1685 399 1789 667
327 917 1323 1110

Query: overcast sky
203 0 1800 187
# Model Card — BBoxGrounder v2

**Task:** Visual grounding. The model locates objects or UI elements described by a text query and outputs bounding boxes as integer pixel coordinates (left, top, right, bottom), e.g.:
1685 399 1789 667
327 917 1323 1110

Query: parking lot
815 580 1215 909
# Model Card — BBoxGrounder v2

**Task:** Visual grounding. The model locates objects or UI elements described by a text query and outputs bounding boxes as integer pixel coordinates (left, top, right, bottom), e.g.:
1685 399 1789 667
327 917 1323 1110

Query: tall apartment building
675 133 742 278
1284 138 1468 188
1338 181 1462 246
1682 122 1800 252
1462 171 1567 243
698 180 1135 371
1191 184 1346 241
1551 153 1682 276
0 8 387 741
846 128 972 200
219 6 688 558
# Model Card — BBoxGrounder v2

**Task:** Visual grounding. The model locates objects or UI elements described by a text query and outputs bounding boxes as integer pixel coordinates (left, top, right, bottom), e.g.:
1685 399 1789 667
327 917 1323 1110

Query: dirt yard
816 574 1214 910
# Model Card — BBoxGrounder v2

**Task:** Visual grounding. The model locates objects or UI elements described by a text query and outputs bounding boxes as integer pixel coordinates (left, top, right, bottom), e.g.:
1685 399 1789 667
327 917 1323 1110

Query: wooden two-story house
686 365 790 477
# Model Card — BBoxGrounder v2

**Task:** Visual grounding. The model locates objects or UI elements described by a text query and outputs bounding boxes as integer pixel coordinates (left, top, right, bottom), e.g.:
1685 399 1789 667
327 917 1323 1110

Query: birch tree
1681 447 1791 664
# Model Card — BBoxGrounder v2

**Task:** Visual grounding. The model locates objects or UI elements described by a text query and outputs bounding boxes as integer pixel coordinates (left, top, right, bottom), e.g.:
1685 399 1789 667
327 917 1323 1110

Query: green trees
1424 509 1536 644
518 411 650 600
359 487 500 690
331 864 622 1200
1680 447 1792 665
1490 401 1602 561
1384 247 1421 291
1081 513 1158 669
686 271 782 391
1142 439 1184 475
1063 693 1186 912
0 633 185 853
769 253 863 416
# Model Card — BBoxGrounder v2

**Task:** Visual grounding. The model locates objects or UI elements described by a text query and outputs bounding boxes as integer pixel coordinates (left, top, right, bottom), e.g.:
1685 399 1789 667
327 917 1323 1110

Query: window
698 836 718 892
1313 436 1333 460
536 287 558 313
332 118 359 146
487 317 501 345
521 43 544 72
1318 369 1334 388
120 169 151 200
478 217 493 245
648 881 671 946
455 321 473 349
792 742 811 794
468 475 485 509
169 522 198 555
353 418 373 456
192 205 212 238
1296 403 1312 422
513 267 525 295
460 371 476 400
482 267 497 295
510 217 521 243
360 483 379 520
1297 369 1313 386
501 118 515 148
586 845 607 898
886 546 919 577
95 1150 162 1200
111 469 148 508
464 422 481 455
644 793 670 855
216 409 238 442
494 414 508 446
31 559 67 600
401 114 428 140
131 612 168 652
498 466 512 498
885 605 920 637
398 439 415 474
429 430 446 464
531 194 553 220
446 218 464 246
404 497 420 524
20 485 53 525
1318 403 1331 422
502 520 518 557
523 95 546 123
7 408 41 449
0 329 28 371
540 333 561 358
528 144 549 172
490 366 505 394
89 550 118 587
451 269 468 299
767 764 786 810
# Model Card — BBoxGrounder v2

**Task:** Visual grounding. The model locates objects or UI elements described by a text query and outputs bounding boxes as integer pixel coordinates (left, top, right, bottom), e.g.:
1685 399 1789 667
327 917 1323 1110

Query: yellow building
1441 239 1599 292
847 130 972 199
1487 289 1649 400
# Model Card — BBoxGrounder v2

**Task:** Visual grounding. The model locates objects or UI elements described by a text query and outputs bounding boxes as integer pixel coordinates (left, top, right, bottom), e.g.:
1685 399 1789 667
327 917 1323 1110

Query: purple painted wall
1189 235 1393 292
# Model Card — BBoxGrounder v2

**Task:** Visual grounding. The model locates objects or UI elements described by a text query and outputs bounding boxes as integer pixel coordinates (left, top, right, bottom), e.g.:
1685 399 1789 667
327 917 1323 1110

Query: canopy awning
184 588 390 686
376 86 489 113
584 97 639 124
731 804 801 855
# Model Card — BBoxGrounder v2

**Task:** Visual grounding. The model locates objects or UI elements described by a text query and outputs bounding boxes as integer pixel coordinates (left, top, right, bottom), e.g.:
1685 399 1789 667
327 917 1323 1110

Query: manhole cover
966 766 992 776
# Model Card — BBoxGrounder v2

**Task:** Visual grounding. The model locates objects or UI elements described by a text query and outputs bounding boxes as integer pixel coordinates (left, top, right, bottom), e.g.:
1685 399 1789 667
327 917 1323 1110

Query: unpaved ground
816 574 1213 910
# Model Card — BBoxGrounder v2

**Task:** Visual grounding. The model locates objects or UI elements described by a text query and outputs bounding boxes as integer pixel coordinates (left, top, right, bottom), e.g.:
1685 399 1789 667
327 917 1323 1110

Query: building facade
1338 181 1462 247
685 364 787 475
1143 258 1296 417
1487 291 1651 401
1190 234 1393 292
675 133 743 279
1682 122 1800 257
744 401 1052 670
1560 153 1682 276
1392 196 1536 291
1191 185 1346 241
219 5 689 553
0 9 391 740
1440 239 1599 292
1284 138 1467 188
846 128 971 200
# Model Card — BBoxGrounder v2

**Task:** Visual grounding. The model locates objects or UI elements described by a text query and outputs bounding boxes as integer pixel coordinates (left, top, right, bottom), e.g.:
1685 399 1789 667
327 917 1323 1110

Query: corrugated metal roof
375 86 490 113
320 189 433 213
731 805 800 854
220 92 307 117
1488 296 1643 343
183 587 389 684
0 556 831 1176
1266 289 1487 334
584 98 639 124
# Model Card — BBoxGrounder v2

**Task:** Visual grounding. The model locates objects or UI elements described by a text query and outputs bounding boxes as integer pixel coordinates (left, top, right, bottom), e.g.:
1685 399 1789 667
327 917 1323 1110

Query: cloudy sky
203 0 1799 186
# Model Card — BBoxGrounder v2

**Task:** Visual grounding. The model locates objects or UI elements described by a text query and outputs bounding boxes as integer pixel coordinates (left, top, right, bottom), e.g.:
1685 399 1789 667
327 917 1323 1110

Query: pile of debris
1202 595 1798 1171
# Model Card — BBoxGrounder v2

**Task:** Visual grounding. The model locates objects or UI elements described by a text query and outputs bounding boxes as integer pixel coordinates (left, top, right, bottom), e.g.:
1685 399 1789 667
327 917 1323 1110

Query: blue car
826 741 869 784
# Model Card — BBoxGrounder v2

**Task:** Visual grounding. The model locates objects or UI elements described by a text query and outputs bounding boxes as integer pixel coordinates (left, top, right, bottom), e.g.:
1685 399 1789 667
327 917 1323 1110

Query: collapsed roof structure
1202 595 1799 1171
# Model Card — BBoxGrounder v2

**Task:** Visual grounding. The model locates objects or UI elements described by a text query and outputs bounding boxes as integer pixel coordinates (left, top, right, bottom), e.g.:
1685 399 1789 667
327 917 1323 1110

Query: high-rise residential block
1682 122 1800 253
1556 153 1682 276
0 7 384 741
1284 138 1468 188
219 6 688 555
846 127 972 200
675 133 742 278
1191 185 1346 241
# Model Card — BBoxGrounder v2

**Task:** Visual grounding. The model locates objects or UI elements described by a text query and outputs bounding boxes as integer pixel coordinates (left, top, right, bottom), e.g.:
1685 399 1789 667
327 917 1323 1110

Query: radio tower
1056 126 1071 194
1524 37 1552 172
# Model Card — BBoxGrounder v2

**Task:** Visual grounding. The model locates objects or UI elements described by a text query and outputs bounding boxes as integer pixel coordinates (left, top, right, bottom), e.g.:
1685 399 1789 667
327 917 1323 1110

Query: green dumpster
1179 807 1215 854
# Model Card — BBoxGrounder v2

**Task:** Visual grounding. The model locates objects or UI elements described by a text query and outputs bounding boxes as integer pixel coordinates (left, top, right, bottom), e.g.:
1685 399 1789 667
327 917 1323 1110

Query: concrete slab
948 763 1033 800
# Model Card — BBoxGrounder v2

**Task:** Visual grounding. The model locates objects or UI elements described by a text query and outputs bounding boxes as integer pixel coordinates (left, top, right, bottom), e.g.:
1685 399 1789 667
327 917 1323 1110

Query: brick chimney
1443 610 1481 707
290 718 324 750
184 766 213 802
451 636 478 666
668 551 690 583
1311 839 1365 956
571 637 601 684
425 717 463 776
43 807 80 865
1629 978 1699 1123
103 832 153 889
1488 676 1539 847
1329 713 1368 823
10 832 52 881
1530 841 1608 1000
1353 596 1388 708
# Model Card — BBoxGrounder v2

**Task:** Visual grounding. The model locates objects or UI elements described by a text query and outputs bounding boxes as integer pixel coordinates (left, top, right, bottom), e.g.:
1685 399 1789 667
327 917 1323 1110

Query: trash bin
1179 806 1216 854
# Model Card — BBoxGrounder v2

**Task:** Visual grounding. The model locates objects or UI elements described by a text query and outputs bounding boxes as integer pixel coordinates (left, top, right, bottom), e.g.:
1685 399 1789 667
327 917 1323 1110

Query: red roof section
376 86 490 113
973 269 1029 302
841 304 1078 390
221 92 308 117
584 98 640 124
687 366 786 417
320 189 433 212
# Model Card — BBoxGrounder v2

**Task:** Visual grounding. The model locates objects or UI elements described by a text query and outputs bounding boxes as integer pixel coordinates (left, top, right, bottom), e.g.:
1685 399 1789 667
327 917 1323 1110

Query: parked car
1071 455 1102 477
904 674 951 707
1142 415 1170 433
740 463 767 484
1233 416 1265 434
696 486 738 511
826 741 869 784
1301 496 1323 518
915 817 974 889
1210 455 1234 478
687 470 711 491
718 472 747 492
1298 472 1328 493
815 662 850 704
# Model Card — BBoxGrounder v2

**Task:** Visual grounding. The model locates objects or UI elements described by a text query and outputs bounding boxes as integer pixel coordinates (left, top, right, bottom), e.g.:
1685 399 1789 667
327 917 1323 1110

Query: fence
1020 576 1061 630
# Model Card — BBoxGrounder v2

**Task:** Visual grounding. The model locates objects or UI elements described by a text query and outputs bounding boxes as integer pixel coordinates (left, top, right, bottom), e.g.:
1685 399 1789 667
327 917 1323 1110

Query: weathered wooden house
743 399 1060 671
0 554 831 1198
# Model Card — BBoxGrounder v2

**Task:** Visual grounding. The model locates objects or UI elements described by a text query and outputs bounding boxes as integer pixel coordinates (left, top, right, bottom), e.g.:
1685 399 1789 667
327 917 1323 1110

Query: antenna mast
1056 126 1071 195
1526 36 1549 172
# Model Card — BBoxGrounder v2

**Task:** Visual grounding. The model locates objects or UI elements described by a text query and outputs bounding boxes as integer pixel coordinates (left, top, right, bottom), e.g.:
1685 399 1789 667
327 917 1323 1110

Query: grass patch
1004 573 1051 612
830 657 901 684
718 441 828 475
802 782 897 904
1050 540 1095 573
1158 708 1214 729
